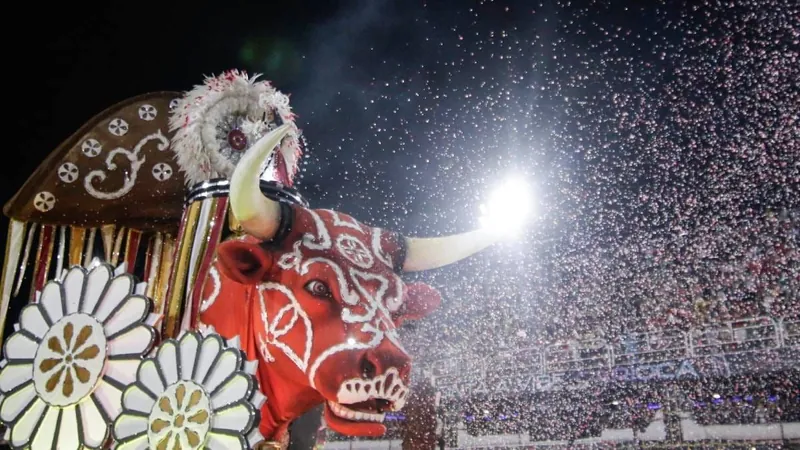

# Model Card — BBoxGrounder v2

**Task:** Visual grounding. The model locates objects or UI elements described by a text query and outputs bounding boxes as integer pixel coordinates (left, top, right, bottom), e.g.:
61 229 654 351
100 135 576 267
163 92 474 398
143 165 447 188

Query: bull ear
216 240 274 284
396 282 442 325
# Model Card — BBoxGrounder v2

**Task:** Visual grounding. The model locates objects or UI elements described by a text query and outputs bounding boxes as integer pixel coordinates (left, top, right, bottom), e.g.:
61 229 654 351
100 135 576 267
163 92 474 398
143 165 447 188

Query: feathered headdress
169 70 304 187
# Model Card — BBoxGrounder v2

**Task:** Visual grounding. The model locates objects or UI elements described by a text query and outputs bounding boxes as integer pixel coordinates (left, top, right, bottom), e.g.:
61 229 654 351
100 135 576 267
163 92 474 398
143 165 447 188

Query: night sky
3 0 798 357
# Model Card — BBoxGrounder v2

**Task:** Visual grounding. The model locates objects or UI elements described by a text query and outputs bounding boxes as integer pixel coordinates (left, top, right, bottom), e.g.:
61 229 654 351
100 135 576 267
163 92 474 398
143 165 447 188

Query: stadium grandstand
320 314 799 448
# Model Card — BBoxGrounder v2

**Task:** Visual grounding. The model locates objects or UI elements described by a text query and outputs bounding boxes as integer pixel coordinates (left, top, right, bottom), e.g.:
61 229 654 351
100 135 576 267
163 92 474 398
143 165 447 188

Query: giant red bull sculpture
0 70 510 449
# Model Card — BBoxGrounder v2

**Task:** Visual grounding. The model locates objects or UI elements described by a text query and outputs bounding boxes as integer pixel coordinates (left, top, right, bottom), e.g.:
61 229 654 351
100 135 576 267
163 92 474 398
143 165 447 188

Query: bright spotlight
479 175 534 237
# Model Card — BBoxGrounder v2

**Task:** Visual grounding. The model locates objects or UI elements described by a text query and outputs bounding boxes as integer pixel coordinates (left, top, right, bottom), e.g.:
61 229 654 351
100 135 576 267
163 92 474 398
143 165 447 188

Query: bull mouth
323 368 410 435
323 397 402 437
326 399 390 423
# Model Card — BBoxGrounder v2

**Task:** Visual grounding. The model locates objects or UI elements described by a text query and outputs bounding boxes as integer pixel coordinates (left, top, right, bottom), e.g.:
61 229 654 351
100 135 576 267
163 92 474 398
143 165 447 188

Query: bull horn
403 229 498 272
229 124 294 240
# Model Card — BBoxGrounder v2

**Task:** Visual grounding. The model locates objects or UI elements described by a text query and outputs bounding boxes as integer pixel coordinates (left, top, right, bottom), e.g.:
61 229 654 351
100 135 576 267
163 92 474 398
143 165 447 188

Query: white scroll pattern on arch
268 209 407 388
84 130 170 200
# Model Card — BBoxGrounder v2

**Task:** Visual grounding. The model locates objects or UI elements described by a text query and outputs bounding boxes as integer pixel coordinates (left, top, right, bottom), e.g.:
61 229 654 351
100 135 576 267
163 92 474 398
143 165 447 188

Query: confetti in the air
290 0 798 442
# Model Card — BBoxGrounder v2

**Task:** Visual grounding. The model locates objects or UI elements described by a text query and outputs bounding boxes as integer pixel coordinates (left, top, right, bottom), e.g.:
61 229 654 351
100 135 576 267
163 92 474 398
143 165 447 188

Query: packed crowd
447 371 799 441
407 209 798 363
392 210 799 446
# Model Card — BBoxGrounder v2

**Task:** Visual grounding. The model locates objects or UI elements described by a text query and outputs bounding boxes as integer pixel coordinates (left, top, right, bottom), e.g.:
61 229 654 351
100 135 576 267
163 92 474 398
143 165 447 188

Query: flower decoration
0 261 158 449
113 330 266 449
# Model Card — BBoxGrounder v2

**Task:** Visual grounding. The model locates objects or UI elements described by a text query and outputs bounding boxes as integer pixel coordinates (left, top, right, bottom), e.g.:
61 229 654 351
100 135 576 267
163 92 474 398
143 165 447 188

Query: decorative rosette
169 69 304 187
113 329 266 449
0 261 158 449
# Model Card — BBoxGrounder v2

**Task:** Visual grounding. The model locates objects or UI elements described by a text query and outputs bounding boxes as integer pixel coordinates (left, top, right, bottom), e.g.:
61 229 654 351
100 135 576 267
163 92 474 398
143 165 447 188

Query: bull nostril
360 356 377 379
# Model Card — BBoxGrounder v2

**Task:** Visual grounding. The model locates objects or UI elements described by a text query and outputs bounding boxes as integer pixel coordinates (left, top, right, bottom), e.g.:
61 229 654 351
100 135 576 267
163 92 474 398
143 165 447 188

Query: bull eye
305 280 333 299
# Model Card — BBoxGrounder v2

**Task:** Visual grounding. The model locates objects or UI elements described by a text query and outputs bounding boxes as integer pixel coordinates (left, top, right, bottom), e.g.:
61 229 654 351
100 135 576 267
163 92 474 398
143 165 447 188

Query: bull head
200 125 501 439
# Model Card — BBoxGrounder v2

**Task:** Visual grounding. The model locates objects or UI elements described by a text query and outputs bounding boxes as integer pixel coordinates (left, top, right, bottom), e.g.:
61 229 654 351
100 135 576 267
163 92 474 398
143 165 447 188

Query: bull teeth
328 401 385 423
336 367 409 410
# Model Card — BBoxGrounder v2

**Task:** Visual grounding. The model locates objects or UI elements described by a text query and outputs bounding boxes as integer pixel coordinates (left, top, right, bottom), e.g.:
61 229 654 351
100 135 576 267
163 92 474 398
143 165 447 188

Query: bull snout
359 339 411 381
334 339 412 411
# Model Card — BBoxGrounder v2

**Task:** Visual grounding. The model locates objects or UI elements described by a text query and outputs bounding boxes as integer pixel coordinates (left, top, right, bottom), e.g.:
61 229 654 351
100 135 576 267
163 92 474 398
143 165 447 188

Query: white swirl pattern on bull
300 209 332 250
256 283 312 372
268 209 410 395
322 209 364 232
370 227 394 269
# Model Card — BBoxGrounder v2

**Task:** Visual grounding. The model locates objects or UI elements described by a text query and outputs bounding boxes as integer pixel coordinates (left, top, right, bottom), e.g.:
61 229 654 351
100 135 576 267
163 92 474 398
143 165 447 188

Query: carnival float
0 70 517 449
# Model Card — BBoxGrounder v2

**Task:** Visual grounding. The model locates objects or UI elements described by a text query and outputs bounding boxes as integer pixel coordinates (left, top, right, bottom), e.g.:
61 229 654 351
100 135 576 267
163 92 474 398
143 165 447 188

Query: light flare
479 175 534 237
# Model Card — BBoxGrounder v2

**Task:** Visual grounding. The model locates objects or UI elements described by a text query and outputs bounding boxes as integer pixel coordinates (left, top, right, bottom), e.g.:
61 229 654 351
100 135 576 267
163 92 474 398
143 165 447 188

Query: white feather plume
169 70 303 187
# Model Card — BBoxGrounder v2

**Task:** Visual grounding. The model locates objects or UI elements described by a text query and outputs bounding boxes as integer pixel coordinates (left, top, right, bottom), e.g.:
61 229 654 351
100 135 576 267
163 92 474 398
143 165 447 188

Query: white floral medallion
0 261 158 449
32 312 107 406
113 331 267 450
